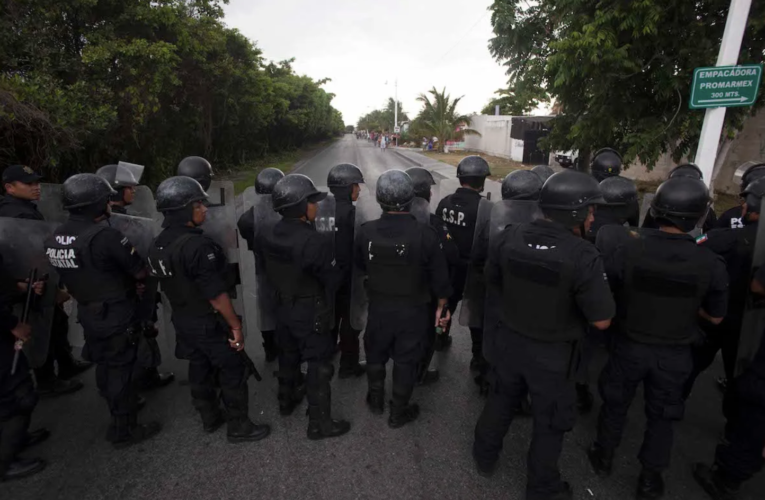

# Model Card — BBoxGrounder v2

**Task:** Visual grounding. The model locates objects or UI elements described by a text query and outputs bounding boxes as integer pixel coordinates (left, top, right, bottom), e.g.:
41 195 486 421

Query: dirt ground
422 151 740 216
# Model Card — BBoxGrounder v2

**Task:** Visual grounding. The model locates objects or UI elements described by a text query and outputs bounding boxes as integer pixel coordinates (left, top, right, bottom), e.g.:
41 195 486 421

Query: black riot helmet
156 176 209 212
599 176 638 206
255 168 285 195
668 163 703 180
62 173 116 211
591 148 622 182
741 162 765 191
272 174 326 216
327 163 365 187
376 170 415 211
531 165 555 183
539 170 605 227
502 170 543 201
177 156 213 191
741 177 765 216
405 167 436 200
650 177 710 232
457 155 490 191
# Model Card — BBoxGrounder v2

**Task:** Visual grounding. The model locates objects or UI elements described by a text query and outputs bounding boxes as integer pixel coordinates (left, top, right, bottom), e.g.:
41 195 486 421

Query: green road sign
690 64 762 109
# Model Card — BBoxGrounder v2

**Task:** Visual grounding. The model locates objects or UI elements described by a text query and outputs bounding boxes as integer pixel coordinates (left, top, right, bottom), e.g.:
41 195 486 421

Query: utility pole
694 0 752 187
394 79 398 130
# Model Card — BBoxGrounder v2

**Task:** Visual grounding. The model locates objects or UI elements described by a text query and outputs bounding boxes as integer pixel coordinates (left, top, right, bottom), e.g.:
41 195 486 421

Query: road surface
3 135 761 500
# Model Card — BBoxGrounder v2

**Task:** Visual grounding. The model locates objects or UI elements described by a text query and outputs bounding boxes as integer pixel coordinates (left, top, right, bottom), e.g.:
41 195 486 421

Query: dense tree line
0 0 345 184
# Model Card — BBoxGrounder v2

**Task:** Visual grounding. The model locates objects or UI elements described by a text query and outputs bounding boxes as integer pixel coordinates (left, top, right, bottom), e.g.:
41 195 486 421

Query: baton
11 269 37 375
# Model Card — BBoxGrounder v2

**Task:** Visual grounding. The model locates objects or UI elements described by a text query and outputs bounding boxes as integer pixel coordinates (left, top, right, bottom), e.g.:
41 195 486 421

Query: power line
432 10 489 66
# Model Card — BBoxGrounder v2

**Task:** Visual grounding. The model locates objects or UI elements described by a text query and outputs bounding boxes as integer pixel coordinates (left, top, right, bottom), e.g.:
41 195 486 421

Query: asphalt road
3 135 762 500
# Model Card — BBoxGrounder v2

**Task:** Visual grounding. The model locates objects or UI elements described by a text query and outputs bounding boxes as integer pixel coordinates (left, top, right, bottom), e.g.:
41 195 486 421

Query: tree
345 125 355 133
481 88 539 116
357 99 408 132
415 87 480 152
488 0 765 170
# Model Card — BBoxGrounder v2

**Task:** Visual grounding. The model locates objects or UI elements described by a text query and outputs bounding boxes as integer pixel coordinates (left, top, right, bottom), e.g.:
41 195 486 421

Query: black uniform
0 253 40 477
45 214 146 433
474 219 615 499
151 225 253 431
436 188 484 359
685 223 756 396
0 196 82 387
593 227 728 473
333 193 362 371
355 213 452 412
426 213 459 357
715 205 745 229
255 218 339 423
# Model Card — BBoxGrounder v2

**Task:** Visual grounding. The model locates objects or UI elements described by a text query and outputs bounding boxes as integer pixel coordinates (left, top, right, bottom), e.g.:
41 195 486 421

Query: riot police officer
716 162 765 229
531 165 555 184
327 163 366 379
588 176 729 499
591 148 622 183
684 176 765 398
255 174 350 440
95 164 138 215
642 164 718 231
95 164 175 391
693 264 765 500
436 155 491 371
356 170 451 427
44 174 161 448
406 167 459 384
149 177 270 443
177 156 213 191
0 165 86 397
473 170 614 500
237 167 285 362
586 176 639 242
0 252 48 481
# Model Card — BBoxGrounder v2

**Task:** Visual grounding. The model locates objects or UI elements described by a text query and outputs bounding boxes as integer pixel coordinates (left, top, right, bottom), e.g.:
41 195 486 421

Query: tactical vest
262 239 322 300
499 225 584 342
46 224 134 304
147 233 215 317
361 221 430 304
620 237 711 344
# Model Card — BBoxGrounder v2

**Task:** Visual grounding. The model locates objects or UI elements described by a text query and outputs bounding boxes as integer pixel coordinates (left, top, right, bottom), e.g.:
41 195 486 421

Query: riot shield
315 193 336 235
116 161 144 185
37 183 67 224
238 190 282 334
736 213 765 377
129 186 158 220
483 180 502 202
108 213 159 259
410 197 431 224
349 187 383 331
459 198 494 327
0 217 60 368
639 193 655 227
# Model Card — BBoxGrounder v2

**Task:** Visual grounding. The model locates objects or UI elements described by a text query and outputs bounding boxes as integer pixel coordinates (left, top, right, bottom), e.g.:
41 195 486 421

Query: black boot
365 364 386 415
388 386 420 429
278 374 305 416
636 468 665 500
111 415 162 449
0 458 46 482
36 376 83 398
221 386 271 443
338 356 365 379
57 354 93 380
576 383 594 414
587 442 614 477
306 363 350 440
141 368 175 391
23 429 51 449
692 463 740 500
192 397 225 433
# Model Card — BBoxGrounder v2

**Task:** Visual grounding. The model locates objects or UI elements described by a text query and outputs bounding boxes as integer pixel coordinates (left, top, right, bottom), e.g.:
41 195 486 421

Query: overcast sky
223 0 511 126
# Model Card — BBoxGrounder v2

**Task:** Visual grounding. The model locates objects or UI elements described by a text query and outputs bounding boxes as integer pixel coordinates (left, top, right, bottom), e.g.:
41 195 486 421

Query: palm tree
416 87 480 152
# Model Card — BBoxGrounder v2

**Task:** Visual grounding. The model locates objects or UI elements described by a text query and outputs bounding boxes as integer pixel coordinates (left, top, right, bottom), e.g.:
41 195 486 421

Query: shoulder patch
207 253 216 261
696 234 708 245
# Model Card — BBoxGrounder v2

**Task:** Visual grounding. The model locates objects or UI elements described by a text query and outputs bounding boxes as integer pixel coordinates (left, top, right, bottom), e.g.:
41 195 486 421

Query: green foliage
481 88 538 116
415 87 480 152
488 0 765 168
345 125 355 133
0 0 345 183
357 98 409 132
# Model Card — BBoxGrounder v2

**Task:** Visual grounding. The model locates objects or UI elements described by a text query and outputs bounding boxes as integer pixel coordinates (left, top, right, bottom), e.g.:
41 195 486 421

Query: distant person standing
380 135 387 151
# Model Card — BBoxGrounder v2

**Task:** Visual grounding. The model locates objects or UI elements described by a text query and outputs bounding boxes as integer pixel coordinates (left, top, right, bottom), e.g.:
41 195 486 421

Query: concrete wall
464 115 525 162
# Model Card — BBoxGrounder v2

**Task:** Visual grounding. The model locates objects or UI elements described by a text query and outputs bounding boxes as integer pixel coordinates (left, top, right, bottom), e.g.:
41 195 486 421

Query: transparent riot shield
736 213 765 377
459 199 494 327
483 180 502 202
410 197 431 224
0 218 61 368
315 193 337 235
129 186 158 220
639 193 655 227
116 161 145 185
349 186 383 331
37 183 67 224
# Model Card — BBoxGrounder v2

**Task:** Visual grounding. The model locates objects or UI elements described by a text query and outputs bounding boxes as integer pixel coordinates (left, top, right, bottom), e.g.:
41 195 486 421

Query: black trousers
365 303 428 395
174 316 249 420
34 306 74 381
0 350 38 469
333 284 360 366
596 337 691 471
715 368 765 483
84 333 140 419
684 315 741 398
473 333 577 500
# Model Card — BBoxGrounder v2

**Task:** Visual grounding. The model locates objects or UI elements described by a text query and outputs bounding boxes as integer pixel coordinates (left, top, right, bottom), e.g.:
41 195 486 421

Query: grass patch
422 151 526 181
220 138 338 194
